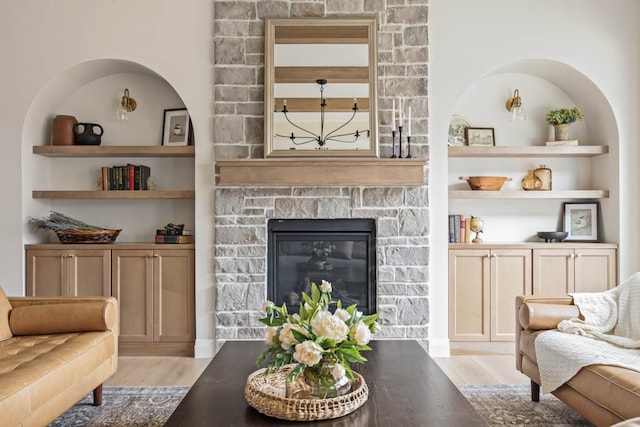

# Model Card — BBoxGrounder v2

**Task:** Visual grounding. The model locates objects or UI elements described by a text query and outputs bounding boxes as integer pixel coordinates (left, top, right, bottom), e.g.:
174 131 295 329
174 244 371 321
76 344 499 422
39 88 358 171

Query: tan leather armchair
516 295 640 427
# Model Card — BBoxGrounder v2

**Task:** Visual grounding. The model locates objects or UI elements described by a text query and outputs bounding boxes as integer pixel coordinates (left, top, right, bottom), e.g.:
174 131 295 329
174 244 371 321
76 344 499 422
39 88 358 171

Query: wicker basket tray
55 229 121 244
245 365 368 421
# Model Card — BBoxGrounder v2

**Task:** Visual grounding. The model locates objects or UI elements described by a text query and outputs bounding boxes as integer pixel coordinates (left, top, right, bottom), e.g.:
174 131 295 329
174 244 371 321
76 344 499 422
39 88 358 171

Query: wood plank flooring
106 342 529 387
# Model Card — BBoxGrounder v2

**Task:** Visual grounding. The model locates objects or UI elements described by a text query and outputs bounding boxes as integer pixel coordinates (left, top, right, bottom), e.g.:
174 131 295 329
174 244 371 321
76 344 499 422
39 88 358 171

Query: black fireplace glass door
267 219 376 315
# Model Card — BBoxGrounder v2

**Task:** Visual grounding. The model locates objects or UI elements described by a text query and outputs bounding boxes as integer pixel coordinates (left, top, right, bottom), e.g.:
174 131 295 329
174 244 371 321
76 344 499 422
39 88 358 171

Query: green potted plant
545 107 584 141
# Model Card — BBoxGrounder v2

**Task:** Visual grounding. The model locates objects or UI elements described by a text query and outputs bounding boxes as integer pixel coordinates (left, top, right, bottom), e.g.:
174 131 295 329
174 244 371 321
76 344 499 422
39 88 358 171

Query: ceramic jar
534 165 552 190
51 115 78 146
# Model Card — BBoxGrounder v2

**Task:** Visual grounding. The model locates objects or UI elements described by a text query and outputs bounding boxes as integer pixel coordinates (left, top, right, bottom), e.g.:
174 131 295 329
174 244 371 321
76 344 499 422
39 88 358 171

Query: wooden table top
165 340 486 426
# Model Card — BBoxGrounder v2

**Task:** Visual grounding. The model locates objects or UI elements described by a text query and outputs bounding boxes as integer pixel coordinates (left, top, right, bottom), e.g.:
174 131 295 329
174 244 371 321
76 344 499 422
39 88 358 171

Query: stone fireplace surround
214 185 430 350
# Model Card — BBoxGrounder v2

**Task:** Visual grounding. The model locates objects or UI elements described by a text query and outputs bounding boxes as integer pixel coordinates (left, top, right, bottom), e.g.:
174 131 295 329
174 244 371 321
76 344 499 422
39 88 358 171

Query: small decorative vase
554 123 571 141
286 360 352 399
521 170 542 191
51 115 78 146
533 165 552 190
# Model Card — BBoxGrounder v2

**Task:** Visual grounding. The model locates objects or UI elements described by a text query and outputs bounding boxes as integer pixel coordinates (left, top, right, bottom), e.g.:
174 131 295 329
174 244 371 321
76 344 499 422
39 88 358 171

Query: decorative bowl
537 231 568 242
55 229 121 244
459 176 511 191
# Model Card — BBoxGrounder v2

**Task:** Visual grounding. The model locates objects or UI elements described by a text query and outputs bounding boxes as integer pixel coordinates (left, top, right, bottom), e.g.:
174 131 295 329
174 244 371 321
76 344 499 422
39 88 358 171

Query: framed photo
465 127 495 146
563 203 598 241
162 108 191 146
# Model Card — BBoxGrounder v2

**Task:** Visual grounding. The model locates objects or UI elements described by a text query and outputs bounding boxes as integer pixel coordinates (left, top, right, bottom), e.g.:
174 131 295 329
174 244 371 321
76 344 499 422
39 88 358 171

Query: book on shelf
155 234 194 244
545 139 578 146
448 214 470 243
101 164 151 191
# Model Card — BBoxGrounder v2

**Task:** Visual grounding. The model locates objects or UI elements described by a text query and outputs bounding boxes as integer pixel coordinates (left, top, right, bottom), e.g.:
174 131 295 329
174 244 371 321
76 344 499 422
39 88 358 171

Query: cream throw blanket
535 273 640 393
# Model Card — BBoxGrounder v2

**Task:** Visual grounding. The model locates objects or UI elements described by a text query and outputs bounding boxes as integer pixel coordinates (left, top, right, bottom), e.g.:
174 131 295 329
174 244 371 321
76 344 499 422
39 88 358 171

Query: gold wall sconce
506 89 526 121
116 88 137 121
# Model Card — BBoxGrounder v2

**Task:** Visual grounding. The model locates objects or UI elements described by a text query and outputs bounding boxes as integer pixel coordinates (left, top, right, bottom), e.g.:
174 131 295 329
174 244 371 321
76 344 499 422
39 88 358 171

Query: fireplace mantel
216 158 427 187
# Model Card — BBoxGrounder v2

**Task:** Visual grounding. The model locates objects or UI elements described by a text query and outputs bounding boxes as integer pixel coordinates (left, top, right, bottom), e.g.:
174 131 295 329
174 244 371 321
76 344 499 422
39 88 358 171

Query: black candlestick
391 130 397 158
406 136 412 158
398 126 403 158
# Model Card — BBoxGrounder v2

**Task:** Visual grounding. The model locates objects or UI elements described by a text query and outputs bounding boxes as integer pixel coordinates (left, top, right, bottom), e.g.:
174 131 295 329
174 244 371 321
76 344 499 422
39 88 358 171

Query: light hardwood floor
106 342 529 387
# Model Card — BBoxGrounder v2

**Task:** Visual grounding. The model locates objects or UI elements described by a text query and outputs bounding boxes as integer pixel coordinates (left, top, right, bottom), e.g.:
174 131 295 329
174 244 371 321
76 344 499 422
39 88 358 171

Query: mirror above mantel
264 17 379 157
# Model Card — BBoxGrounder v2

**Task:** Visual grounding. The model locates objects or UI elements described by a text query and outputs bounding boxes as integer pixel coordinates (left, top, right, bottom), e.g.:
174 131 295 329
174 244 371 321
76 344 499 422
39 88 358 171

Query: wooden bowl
459 176 511 191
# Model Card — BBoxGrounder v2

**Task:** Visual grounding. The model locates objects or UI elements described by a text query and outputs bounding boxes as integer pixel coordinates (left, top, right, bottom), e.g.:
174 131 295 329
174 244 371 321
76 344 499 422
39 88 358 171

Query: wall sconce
506 89 526 121
115 88 137 121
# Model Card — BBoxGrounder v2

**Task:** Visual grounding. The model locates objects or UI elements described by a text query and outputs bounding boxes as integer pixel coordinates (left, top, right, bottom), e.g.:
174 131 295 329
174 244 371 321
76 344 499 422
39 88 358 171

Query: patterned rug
459 385 594 426
49 384 594 426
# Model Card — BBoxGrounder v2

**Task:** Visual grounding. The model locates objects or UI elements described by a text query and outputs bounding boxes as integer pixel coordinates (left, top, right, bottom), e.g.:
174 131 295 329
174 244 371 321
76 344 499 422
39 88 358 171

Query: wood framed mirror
264 17 378 158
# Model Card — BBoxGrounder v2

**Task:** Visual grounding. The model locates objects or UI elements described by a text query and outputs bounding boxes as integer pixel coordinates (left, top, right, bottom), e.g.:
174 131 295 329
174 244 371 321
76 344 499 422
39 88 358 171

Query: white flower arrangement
257 280 380 395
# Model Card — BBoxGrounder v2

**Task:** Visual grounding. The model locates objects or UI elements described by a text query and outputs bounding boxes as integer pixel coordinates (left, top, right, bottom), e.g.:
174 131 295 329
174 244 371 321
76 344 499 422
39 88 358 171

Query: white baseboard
194 339 216 358
427 337 450 357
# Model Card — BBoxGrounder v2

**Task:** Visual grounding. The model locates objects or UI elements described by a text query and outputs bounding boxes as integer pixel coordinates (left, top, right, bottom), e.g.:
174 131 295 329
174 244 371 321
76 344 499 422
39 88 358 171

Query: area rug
49 386 189 427
459 384 594 426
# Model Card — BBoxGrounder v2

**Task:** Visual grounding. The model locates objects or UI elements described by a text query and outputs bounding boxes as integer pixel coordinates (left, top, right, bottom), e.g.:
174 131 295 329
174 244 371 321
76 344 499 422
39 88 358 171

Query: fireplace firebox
267 219 377 315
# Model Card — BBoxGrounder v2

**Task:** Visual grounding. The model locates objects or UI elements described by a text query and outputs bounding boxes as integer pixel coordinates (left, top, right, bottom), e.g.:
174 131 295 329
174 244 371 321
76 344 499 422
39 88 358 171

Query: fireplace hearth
267 218 377 314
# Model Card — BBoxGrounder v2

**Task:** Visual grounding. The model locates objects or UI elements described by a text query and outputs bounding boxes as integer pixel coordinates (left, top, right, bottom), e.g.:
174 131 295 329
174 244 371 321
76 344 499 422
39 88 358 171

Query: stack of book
155 223 194 244
448 214 470 243
101 164 151 191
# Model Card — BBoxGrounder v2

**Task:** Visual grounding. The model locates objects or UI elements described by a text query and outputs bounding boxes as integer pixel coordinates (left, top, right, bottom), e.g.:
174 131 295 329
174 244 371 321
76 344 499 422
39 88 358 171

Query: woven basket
55 229 121 244
245 365 368 421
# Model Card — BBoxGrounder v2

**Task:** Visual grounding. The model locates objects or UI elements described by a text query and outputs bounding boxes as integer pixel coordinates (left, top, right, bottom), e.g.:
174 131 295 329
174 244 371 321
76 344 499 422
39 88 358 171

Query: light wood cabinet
449 243 616 342
112 248 195 356
25 248 111 297
448 248 531 342
533 247 617 294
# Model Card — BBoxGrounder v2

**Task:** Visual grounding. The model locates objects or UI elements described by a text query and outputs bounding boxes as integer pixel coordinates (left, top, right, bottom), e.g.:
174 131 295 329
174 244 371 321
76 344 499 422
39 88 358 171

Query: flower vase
554 123 571 141
286 361 352 399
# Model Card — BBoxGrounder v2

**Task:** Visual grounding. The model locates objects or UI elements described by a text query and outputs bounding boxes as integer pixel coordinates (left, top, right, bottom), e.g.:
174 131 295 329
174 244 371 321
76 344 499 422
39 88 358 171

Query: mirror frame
264 17 379 158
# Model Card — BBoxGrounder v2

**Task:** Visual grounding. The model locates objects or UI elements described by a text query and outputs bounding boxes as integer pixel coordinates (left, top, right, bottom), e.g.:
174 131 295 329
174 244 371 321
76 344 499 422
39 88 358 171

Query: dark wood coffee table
165 340 486 426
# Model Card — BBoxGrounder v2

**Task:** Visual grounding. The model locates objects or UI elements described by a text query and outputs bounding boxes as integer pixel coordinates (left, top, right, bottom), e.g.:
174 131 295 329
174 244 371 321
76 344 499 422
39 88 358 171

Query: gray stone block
238 327 267 339
399 208 429 235
216 283 248 311
257 1 290 18
215 86 249 102
326 0 364 13
397 297 428 325
275 198 316 217
216 312 248 327
406 326 429 339
216 226 266 245
215 188 245 215
396 267 429 283
385 246 429 266
387 6 428 24
362 187 404 207
290 3 325 17
377 218 398 237
214 38 245 65
317 198 350 218
213 115 244 144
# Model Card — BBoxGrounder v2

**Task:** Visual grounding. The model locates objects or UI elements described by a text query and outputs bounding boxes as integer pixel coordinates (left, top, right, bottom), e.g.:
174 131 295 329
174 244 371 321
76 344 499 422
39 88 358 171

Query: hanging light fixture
276 79 369 148
115 88 137 121
506 88 526 121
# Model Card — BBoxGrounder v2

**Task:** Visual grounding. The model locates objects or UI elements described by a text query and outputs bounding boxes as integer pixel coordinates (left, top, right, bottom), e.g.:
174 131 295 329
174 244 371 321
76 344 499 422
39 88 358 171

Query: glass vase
521 170 542 191
285 360 352 399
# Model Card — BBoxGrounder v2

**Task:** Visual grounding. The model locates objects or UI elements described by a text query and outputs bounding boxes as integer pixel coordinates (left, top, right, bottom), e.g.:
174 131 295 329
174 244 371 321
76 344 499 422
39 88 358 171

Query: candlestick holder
406 136 412 158
398 126 403 158
391 130 397 158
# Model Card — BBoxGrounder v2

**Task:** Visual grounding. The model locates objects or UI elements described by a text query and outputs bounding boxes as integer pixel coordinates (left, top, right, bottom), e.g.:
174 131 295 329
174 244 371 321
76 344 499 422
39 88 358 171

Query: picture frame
162 108 191 146
563 203 598 241
465 127 495 146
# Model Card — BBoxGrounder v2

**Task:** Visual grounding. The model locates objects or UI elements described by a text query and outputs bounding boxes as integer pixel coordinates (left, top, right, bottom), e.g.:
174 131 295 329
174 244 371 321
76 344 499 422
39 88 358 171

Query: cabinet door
25 249 68 296
112 250 154 343
532 249 575 295
68 249 111 296
154 249 195 342
490 249 532 341
574 248 616 292
448 249 490 341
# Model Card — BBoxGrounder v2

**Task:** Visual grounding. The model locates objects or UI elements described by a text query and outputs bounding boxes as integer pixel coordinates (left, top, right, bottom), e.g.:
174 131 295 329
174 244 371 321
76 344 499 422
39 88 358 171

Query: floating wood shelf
449 190 609 199
216 158 427 187
33 146 195 158
32 190 195 199
448 145 608 158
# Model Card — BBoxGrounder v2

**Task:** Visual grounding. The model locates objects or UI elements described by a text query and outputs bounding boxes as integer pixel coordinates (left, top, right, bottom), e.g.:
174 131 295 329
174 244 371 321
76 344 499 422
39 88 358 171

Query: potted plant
545 107 584 141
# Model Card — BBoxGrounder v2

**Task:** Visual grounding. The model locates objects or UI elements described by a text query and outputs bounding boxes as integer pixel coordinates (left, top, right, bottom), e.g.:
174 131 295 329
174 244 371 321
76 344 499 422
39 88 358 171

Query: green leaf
302 292 313 306
291 329 307 343
311 282 320 302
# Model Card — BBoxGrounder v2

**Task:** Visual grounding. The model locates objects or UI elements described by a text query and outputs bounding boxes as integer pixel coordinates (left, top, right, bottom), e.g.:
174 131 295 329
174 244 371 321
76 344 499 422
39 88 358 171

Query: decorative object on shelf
155 224 193 244
115 88 137 121
73 123 103 146
51 115 78 146
563 202 598 242
533 165 552 190
469 216 484 243
390 99 412 158
101 164 150 191
537 231 568 242
253 280 378 414
146 175 157 190
505 89 526 121
545 107 584 141
448 116 470 146
162 108 191 146
521 170 543 191
28 211 121 244
460 176 511 191
465 127 495 146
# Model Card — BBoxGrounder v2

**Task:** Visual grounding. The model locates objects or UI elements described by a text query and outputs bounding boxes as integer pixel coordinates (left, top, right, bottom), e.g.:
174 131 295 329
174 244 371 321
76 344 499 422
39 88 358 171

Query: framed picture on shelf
563 203 598 241
465 127 495 146
162 108 191 146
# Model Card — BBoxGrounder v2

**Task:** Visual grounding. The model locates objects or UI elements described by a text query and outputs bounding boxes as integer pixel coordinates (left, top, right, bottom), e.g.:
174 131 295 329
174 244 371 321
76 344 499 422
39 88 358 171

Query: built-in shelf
449 190 609 199
448 145 608 157
32 190 195 199
33 145 195 158
217 158 427 187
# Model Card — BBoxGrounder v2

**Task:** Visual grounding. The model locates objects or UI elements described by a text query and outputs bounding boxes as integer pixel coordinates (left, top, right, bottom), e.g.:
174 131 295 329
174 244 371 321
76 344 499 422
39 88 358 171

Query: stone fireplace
267 218 377 315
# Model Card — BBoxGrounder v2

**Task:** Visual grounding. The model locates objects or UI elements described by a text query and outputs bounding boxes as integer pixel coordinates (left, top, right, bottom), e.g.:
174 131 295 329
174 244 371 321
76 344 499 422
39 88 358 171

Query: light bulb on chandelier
115 88 137 121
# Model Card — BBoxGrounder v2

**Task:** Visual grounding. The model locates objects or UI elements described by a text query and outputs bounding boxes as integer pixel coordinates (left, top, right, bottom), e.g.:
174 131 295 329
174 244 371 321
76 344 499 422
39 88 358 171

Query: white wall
0 0 215 356
431 0 640 355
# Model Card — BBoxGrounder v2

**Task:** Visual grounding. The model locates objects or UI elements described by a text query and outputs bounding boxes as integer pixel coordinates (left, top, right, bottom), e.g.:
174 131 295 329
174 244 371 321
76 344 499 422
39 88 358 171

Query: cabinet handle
485 254 490 258
569 254 575 258
153 254 160 258
576 253 581 258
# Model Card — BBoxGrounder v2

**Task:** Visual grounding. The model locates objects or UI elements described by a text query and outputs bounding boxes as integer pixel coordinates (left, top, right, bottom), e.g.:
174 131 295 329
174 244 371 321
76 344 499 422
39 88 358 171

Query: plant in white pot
545 107 584 141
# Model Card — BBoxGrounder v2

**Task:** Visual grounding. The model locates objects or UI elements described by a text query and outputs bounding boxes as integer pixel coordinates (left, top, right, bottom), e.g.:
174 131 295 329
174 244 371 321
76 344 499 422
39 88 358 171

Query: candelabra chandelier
276 79 369 148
